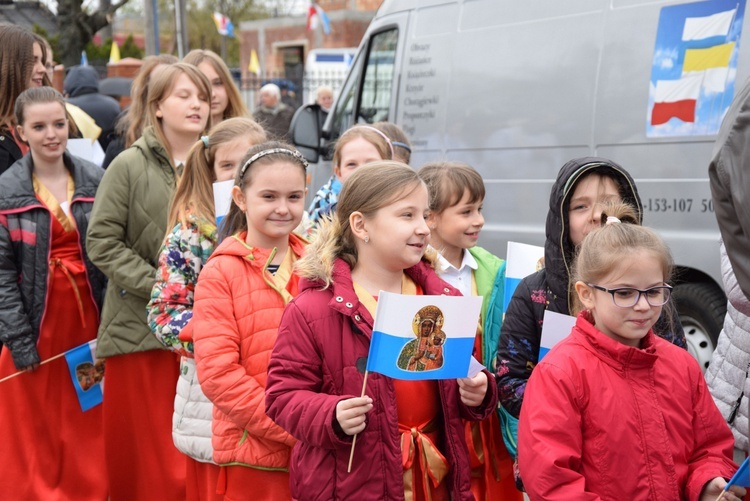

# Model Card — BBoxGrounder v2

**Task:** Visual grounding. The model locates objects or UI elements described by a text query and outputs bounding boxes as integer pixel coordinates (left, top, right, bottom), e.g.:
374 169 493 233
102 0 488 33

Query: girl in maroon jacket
518 203 741 501
265 161 498 500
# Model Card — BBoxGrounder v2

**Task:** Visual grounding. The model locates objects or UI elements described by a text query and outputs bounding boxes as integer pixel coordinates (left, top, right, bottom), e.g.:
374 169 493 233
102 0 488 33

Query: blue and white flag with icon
64 340 104 412
366 292 483 380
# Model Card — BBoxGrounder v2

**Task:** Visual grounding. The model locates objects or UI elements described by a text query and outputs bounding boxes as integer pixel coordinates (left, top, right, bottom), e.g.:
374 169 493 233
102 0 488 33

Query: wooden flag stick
715 489 727 501
347 370 369 473
0 350 68 383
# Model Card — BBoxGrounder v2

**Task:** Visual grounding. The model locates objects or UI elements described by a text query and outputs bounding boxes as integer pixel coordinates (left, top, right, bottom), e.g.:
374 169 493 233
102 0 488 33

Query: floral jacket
148 217 217 356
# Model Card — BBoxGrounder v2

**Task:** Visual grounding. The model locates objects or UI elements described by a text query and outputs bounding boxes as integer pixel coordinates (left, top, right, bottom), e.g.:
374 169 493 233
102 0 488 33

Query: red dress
0 184 107 500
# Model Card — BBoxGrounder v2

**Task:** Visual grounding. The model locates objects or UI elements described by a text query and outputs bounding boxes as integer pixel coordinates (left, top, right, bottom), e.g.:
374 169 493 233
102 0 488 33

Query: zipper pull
728 361 750 425
728 398 742 425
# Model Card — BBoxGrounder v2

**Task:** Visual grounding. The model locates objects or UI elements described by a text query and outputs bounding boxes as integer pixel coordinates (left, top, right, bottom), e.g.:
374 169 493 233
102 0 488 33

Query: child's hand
699 477 745 500
335 396 373 436
457 371 488 407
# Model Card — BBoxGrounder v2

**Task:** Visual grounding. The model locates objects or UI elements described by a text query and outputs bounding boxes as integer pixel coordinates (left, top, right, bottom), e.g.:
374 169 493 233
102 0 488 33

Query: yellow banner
248 49 260 75
683 42 735 72
109 41 121 64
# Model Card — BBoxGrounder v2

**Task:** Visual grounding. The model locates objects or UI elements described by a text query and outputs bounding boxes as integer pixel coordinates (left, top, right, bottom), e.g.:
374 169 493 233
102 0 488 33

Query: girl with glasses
496 157 687 490
517 202 741 500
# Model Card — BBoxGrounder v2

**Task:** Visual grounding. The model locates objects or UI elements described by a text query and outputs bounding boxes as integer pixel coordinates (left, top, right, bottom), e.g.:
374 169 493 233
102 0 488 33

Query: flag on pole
109 41 121 64
307 2 331 35
683 42 736 72
651 73 702 125
682 8 736 41
681 42 736 94
64 340 104 412
80 50 89 66
213 12 235 38
248 49 261 75
366 292 482 380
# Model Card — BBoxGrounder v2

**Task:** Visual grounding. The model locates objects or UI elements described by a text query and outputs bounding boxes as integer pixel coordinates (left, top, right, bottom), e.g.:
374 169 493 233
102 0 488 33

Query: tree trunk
57 0 130 67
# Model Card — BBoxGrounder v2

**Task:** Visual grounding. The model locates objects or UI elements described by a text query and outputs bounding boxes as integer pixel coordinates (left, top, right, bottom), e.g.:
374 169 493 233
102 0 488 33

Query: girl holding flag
265 161 497 500
148 117 266 500
191 142 309 499
0 86 107 499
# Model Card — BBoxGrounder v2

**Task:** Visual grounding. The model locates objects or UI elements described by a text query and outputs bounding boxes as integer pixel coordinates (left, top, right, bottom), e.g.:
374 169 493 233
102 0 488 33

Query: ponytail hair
296 161 426 286
166 117 266 233
571 202 674 324
219 141 308 240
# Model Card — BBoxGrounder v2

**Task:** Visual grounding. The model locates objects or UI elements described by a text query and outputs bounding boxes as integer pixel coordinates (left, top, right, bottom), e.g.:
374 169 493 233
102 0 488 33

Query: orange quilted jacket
192 232 305 469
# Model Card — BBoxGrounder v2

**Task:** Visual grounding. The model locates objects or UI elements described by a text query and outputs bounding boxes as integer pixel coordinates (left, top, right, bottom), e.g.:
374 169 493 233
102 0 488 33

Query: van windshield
331 27 398 139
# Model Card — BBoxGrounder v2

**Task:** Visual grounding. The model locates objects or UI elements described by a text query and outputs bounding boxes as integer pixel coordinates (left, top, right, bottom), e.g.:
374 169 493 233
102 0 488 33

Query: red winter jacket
518 311 736 501
192 232 305 468
265 258 498 500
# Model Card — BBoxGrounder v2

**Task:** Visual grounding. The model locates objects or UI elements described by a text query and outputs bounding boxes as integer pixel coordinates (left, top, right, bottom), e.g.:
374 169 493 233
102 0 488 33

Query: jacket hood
209 231 307 265
545 157 642 313
64 66 100 98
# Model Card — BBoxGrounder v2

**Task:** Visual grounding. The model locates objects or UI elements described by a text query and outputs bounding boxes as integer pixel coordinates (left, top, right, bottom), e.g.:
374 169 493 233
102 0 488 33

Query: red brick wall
317 0 383 10
240 17 373 80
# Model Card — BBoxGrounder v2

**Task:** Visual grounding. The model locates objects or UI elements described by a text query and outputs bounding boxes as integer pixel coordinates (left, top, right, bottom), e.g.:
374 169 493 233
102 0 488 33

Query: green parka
86 126 178 358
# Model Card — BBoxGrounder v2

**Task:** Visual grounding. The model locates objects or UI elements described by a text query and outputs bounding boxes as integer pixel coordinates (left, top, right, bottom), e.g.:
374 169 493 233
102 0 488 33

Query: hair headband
343 125 395 158
391 141 412 153
606 216 621 225
201 135 209 148
239 148 308 176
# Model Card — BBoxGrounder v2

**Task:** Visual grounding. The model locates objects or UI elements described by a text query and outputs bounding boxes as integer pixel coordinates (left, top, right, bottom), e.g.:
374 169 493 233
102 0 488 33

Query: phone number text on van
644 198 714 213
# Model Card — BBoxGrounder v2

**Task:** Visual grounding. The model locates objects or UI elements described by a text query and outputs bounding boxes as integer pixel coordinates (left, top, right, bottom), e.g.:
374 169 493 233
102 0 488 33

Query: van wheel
673 283 726 373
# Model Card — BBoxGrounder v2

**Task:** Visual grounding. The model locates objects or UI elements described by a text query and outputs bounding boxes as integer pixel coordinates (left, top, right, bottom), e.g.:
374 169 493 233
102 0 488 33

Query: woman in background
102 54 178 168
0 25 48 176
184 49 249 125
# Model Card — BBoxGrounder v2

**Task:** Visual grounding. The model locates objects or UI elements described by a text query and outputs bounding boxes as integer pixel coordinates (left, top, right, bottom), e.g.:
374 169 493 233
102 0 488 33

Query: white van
291 0 750 369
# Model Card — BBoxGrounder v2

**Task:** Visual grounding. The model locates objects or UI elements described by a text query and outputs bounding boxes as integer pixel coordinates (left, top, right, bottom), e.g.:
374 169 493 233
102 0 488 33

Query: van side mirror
290 104 323 164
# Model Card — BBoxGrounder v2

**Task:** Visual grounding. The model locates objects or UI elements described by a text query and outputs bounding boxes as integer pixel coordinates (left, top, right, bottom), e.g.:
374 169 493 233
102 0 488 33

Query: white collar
433 246 478 273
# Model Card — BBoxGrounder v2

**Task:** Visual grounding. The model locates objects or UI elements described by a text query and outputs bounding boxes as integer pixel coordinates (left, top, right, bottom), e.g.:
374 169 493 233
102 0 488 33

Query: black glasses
587 283 672 308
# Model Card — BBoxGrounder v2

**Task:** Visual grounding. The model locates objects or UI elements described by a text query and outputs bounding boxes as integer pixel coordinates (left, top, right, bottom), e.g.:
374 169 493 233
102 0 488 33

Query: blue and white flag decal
540 310 576 360
366 291 483 380
503 241 545 313
64 340 104 412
